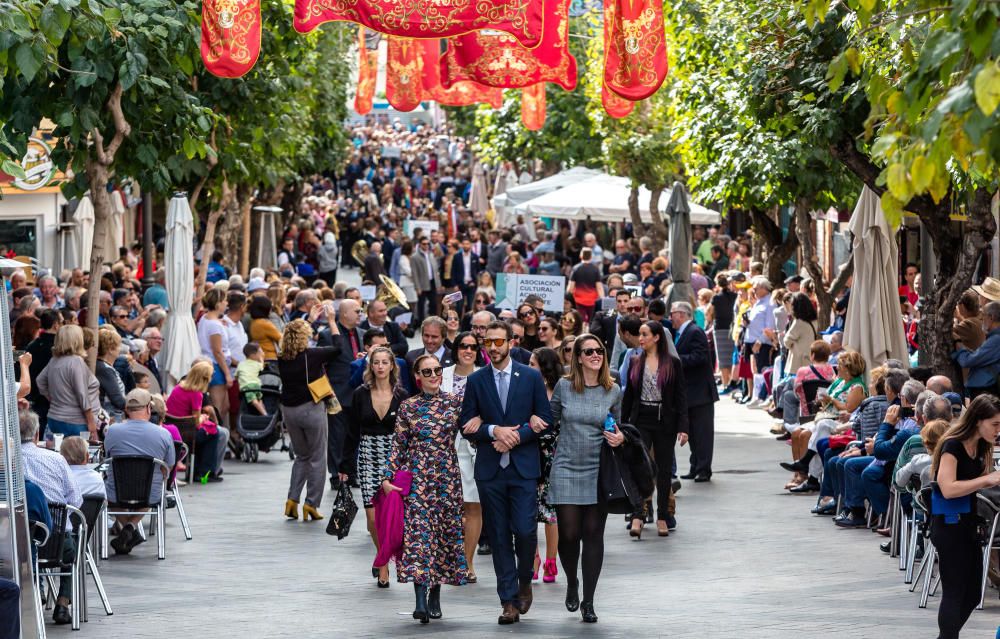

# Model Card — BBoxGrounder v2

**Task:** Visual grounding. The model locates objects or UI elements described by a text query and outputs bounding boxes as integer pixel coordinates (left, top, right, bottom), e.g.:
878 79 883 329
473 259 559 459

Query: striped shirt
21 442 82 508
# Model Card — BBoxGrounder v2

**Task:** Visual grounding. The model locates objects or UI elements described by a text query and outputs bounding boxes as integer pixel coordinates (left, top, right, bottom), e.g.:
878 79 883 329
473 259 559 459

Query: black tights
556 503 608 603
931 519 982 639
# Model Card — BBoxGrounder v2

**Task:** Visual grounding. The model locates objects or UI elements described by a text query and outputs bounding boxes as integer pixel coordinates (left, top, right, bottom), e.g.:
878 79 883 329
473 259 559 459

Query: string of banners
200 0 668 123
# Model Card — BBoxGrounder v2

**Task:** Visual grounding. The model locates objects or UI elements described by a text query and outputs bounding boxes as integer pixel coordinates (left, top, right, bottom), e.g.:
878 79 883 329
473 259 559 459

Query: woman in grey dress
548 333 624 623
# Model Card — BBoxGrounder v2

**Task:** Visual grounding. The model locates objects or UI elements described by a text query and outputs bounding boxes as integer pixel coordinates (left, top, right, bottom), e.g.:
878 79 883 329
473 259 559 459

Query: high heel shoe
427 585 442 619
284 499 299 520
656 520 669 537
629 518 643 540
301 504 324 521
542 558 557 583
580 600 598 623
532 549 540 581
377 566 390 588
413 584 430 624
565 581 580 612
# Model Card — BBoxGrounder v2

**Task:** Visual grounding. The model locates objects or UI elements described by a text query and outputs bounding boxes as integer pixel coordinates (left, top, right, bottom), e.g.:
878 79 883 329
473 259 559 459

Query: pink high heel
532 549 540 581
543 558 557 583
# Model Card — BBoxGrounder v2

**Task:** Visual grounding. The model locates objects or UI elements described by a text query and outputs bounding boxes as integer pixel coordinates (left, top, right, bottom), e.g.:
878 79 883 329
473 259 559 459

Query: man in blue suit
460 321 552 625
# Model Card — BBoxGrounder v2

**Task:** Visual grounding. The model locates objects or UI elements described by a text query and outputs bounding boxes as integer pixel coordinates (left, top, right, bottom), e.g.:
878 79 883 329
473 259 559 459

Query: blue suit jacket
349 356 414 395
460 360 553 481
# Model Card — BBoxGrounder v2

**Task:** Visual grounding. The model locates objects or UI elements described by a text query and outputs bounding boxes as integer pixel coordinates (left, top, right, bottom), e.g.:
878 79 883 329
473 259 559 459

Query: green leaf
827 53 848 93
880 192 904 230
910 156 935 194
973 61 1000 116
102 7 123 30
40 4 71 46
14 42 43 83
886 162 911 201
858 0 876 11
2 159 26 181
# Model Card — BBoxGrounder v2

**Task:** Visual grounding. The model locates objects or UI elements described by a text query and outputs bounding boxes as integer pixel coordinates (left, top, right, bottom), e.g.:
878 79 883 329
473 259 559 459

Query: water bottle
603 412 617 433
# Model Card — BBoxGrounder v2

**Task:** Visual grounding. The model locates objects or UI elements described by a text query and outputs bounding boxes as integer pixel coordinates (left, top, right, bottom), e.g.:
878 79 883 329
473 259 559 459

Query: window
0 218 38 259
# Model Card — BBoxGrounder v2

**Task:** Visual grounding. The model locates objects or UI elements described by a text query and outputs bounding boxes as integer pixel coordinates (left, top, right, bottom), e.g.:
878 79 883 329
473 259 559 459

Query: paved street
45 390 1000 639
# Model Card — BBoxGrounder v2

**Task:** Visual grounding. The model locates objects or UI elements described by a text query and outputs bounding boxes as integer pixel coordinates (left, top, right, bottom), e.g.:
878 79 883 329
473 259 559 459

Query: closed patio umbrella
103 190 125 267
469 162 489 217
161 194 200 389
666 181 694 308
74 194 95 267
843 186 909 370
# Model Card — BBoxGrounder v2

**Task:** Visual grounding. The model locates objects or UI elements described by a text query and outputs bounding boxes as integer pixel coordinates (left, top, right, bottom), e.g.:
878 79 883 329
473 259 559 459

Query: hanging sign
602 81 635 118
521 83 546 130
420 40 503 108
386 37 423 112
354 28 378 114
439 0 577 91
10 137 56 191
201 0 262 78
603 0 668 100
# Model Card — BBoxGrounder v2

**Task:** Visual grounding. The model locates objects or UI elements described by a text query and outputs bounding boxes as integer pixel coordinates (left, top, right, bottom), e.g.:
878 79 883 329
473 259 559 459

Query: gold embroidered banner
602 80 635 118
420 40 503 108
201 0 262 78
440 0 576 90
603 0 668 101
386 37 423 112
521 83 546 130
354 28 379 114
294 0 545 49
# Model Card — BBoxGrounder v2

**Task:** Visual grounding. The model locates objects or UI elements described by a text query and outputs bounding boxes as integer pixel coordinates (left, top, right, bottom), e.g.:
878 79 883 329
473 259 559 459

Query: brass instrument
351 239 369 278
377 274 410 311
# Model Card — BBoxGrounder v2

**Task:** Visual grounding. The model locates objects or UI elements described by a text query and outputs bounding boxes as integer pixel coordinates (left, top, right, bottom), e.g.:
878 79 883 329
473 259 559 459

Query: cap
125 388 152 411
622 273 639 284
942 391 963 406
784 275 804 285
247 277 268 293
731 271 747 282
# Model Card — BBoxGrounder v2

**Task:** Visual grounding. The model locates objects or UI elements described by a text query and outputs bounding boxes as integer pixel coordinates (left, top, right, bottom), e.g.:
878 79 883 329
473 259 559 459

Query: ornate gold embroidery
204 0 257 65
605 2 663 90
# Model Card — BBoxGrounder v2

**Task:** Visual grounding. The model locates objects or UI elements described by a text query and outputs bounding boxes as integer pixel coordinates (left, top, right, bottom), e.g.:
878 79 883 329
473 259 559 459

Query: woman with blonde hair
37 325 100 442
164 360 226 481
344 346 407 587
278 314 340 521
197 287 232 428
559 335 577 371
95 328 128 421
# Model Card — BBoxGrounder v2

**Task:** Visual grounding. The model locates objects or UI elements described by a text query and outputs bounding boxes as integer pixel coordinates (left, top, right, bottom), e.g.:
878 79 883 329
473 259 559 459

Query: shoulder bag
305 350 335 403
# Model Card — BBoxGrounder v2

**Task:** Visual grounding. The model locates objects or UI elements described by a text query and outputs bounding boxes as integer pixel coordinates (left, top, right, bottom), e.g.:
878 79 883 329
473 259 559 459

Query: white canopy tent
493 166 601 227
512 173 721 225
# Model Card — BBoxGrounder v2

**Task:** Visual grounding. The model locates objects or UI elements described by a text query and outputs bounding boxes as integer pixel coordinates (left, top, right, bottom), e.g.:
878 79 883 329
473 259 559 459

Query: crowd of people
5 118 1000 638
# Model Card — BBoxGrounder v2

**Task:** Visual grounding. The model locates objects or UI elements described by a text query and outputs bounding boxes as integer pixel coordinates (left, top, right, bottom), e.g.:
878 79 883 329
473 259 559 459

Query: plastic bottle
603 413 617 433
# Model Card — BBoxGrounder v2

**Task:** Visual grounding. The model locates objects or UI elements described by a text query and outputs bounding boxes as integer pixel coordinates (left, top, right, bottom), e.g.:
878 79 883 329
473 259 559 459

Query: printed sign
496 274 565 312
12 137 55 191
403 219 440 238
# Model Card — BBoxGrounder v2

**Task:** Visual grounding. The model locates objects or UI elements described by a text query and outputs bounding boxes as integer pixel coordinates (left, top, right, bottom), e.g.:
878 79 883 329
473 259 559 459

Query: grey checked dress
547 378 623 505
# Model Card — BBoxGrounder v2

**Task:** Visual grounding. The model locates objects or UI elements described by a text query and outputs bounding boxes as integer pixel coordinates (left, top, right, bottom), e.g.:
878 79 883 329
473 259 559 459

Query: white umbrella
161 194 201 389
666 181 694 307
494 166 602 229
843 186 909 370
469 162 489 217
74 195 95 267
103 189 125 266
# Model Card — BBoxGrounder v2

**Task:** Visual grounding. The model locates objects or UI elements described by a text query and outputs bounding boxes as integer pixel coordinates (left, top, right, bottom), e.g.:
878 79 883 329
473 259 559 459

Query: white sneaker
746 398 761 408
747 401 768 410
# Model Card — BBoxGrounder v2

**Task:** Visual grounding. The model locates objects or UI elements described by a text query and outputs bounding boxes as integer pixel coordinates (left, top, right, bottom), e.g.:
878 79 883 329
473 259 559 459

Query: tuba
377 274 410 311
351 239 370 278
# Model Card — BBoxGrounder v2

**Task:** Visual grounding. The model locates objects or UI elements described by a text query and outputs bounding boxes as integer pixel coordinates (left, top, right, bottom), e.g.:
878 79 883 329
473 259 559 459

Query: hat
784 274 804 285
622 273 639 284
943 391 963 406
247 277 268 293
125 388 152 411
731 271 747 282
971 277 1000 302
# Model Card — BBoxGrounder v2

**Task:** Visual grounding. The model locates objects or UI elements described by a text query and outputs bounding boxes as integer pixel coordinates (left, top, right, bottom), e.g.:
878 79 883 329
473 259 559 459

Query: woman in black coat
620 320 688 538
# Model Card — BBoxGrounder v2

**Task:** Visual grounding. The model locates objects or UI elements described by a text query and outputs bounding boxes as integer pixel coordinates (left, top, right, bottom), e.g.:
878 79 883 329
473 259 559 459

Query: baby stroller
236 362 293 462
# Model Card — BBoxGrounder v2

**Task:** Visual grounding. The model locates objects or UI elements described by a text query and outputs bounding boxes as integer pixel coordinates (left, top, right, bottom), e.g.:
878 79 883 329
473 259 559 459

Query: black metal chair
78 495 112 619
100 455 170 560
36 502 86 630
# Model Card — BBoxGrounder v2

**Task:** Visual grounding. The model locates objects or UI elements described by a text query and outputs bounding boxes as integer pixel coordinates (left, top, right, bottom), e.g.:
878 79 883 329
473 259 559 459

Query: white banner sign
496 274 566 312
403 219 439 238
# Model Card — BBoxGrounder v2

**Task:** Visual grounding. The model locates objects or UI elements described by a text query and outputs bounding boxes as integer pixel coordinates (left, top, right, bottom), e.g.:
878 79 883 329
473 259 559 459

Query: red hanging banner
601 81 635 118
355 28 379 114
386 37 423 112
294 0 545 49
521 83 546 130
439 0 576 90
603 0 668 101
201 0 263 78
419 40 503 108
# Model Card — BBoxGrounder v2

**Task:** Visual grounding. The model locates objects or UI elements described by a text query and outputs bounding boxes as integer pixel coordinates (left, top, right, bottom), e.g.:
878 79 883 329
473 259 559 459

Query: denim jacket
872 416 919 468
953 327 1000 389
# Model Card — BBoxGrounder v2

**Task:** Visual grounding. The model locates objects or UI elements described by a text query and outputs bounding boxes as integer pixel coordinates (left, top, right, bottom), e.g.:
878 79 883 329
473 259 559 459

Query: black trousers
634 404 675 520
326 410 348 481
930 516 982 639
415 290 437 325
0 578 19 639
687 402 715 478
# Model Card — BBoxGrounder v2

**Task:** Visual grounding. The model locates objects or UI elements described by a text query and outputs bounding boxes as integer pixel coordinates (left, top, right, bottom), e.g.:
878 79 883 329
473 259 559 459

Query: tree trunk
793 199 854 330
193 180 232 312
648 187 667 249
749 206 798 286
214 182 247 272
239 184 253 277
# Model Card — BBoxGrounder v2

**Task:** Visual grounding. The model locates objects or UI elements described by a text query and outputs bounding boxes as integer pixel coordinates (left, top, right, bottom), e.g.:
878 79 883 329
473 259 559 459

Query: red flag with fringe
603 0 668 100
386 37 423 112
294 0 545 49
419 40 503 108
201 0 262 78
521 83 546 130
355 28 379 114
440 0 576 91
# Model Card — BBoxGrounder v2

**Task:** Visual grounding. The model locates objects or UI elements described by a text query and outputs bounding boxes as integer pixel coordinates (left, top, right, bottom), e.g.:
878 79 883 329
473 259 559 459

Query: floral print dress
384 390 468 586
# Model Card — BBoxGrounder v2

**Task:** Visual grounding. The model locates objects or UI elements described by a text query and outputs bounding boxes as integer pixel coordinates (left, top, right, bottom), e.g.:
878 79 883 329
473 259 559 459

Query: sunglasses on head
580 347 605 357
457 342 478 351
483 338 507 348
417 366 443 378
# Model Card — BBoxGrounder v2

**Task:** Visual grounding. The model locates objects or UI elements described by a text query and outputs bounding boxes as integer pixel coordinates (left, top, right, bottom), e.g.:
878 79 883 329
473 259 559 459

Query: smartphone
899 406 915 419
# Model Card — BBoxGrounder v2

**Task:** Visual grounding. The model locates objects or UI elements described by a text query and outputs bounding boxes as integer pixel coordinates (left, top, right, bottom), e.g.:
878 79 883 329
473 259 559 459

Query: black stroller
236 362 293 462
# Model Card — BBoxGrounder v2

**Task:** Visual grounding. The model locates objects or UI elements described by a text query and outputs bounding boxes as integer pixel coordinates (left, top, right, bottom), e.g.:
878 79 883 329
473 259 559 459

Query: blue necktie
497 371 510 468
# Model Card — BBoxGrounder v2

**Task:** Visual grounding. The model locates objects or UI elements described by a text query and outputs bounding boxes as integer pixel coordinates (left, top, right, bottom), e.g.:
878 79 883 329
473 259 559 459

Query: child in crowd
133 371 151 391
59 436 106 499
237 342 267 416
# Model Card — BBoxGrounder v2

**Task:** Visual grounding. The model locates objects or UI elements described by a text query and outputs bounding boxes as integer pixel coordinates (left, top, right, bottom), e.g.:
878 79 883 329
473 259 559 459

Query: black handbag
325 483 359 539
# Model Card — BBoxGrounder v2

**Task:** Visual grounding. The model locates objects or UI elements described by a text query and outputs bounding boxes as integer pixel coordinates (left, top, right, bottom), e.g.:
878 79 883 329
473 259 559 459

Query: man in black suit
316 299 364 488
669 301 719 482
362 241 386 283
589 288 630 360
359 298 408 358
404 316 454 393
507 318 533 365
450 236 481 312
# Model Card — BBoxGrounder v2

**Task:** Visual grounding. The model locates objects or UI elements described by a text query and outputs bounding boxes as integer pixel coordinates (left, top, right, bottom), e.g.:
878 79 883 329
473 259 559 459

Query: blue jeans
820 449 847 498
46 417 88 440
862 463 891 515
0 577 19 638
843 455 876 510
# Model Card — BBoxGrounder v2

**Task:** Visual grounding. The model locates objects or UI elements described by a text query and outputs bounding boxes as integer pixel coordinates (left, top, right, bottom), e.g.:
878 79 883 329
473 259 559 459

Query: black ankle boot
580 600 598 623
413 584 429 623
565 580 580 612
427 585 442 619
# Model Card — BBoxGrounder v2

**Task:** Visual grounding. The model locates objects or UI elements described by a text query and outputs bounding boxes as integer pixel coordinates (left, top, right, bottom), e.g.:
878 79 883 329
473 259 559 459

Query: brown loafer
498 602 520 624
516 582 533 614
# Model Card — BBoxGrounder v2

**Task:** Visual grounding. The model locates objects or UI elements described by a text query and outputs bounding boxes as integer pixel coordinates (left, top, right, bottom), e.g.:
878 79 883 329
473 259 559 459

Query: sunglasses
417 366 443 378
113 314 128 319
562 317 575 324
518 310 536 318
580 347 605 357
563 347 574 353
446 315 459 321
457 343 478 351
483 338 507 348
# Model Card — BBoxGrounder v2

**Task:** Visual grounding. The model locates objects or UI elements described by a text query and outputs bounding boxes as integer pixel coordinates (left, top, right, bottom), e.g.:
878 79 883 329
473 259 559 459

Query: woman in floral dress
382 353 467 624
530 347 564 583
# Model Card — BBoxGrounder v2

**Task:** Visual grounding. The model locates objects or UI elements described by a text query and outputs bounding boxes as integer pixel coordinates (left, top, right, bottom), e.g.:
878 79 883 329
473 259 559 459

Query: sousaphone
351 239 369 277
377 274 410 311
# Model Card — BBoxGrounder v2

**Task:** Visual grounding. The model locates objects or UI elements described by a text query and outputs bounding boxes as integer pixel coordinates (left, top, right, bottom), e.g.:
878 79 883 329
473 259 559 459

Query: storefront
0 135 65 274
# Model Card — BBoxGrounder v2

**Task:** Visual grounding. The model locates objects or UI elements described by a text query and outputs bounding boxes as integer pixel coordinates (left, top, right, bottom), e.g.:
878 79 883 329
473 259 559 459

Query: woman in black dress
930 394 1000 639
345 346 407 588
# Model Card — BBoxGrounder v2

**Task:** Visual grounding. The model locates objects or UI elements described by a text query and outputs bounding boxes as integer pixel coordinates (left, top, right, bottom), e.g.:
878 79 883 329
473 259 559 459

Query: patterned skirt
358 433 393 508
536 433 557 524
713 327 735 370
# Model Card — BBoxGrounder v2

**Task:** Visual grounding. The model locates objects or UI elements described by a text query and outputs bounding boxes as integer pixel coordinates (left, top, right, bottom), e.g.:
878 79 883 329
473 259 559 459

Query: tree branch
102 83 130 164
189 128 218 211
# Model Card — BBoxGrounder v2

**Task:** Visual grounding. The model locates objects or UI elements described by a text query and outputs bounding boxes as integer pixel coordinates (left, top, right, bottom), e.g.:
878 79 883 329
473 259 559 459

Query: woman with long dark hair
930 394 1000 639
621 321 688 538
529 346 564 583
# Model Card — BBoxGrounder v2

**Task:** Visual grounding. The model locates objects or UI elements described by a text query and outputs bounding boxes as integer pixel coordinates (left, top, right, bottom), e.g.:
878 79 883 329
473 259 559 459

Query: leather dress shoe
580 600 598 623
516 582 533 614
780 460 808 474
477 542 492 556
565 582 580 612
680 472 697 480
811 501 837 515
53 604 72 625
498 602 520 624
693 475 711 483
789 479 820 493
671 478 682 494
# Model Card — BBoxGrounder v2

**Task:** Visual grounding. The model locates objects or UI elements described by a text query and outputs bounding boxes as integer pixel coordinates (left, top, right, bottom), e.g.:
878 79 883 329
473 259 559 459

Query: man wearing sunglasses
460 322 553 625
